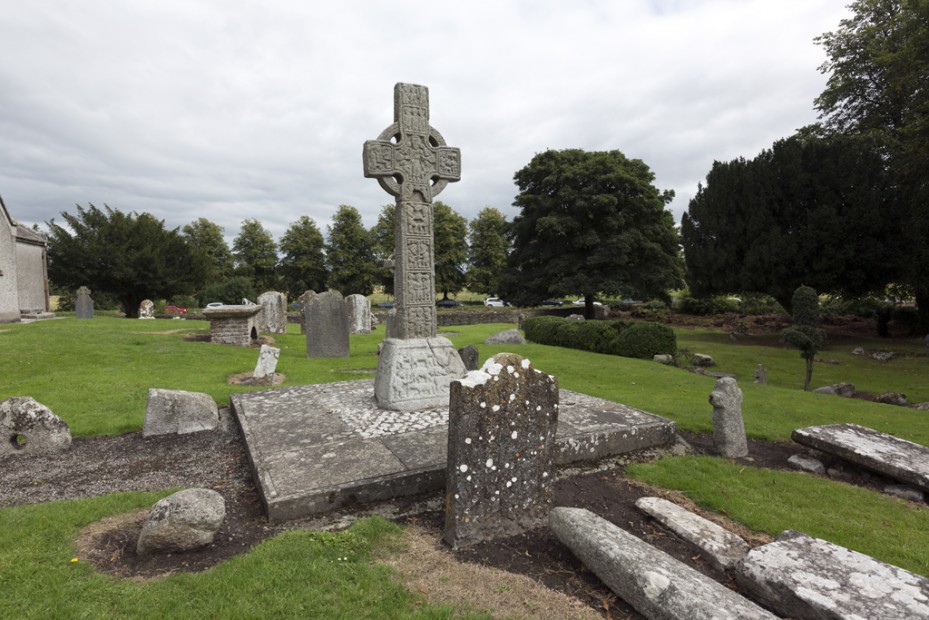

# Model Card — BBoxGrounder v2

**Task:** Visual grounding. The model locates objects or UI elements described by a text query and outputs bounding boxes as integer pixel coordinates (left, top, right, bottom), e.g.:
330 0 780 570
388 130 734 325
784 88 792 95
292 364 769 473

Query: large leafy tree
232 219 278 294
326 205 379 296
815 0 929 332
46 204 205 318
682 133 903 311
499 149 683 317
278 215 327 298
369 204 396 296
433 201 468 300
182 217 233 284
467 207 509 296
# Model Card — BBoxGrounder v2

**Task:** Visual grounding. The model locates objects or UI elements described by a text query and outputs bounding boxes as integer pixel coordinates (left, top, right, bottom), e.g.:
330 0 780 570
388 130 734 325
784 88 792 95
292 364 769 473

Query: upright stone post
363 83 466 410
710 377 748 458
75 286 94 319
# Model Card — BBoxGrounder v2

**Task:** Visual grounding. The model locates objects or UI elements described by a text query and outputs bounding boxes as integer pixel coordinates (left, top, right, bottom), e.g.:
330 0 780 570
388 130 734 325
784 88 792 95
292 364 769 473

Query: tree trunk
915 289 929 337
803 358 814 391
584 294 595 320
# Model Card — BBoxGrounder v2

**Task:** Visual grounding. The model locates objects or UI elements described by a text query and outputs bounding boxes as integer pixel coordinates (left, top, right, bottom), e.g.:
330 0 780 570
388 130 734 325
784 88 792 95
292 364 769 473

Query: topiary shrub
610 321 677 359
783 285 825 390
676 295 740 315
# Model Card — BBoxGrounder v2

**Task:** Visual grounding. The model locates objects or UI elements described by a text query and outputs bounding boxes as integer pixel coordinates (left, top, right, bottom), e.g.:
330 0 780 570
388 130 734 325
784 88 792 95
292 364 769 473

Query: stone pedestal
374 337 466 411
203 304 262 347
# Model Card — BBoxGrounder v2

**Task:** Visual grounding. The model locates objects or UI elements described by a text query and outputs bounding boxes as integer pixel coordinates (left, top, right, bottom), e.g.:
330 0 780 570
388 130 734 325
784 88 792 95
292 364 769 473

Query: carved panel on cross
405 272 434 305
437 149 460 178
406 238 432 271
402 202 432 237
397 84 429 134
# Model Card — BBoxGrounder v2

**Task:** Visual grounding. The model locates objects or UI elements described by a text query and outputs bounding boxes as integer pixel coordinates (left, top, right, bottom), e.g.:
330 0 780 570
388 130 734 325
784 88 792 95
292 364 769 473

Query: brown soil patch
226 371 286 386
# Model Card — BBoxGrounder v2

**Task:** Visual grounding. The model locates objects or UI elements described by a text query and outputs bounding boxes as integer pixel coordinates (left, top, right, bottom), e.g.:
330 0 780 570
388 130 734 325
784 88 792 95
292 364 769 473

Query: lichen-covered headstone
298 289 316 335
253 344 280 384
0 396 72 456
256 291 288 334
143 388 219 437
710 377 748 458
136 488 226 554
138 299 155 319
344 294 372 335
75 286 94 319
444 353 559 549
306 290 349 358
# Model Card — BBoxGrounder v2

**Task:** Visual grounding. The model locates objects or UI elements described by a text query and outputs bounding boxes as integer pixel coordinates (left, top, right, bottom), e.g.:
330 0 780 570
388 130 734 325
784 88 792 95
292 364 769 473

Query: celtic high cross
363 83 461 340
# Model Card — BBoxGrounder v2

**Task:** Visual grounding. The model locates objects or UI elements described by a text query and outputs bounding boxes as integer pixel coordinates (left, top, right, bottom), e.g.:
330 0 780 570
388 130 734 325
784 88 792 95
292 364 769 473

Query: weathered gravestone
298 289 316 335
344 293 372 335
256 291 287 334
364 82 466 410
138 299 155 319
306 290 349 358
143 388 219 437
252 344 281 385
75 286 94 319
710 377 748 458
458 344 479 371
444 353 559 549
0 396 72 456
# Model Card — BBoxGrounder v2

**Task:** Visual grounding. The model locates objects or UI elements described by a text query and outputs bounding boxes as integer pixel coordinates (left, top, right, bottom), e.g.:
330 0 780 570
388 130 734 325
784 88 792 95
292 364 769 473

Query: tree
467 207 509 296
232 219 278 293
326 205 379 296
681 132 904 312
370 204 396 296
815 0 929 333
499 149 683 318
46 204 205 318
433 201 468 300
783 285 826 390
182 218 233 284
278 215 327 298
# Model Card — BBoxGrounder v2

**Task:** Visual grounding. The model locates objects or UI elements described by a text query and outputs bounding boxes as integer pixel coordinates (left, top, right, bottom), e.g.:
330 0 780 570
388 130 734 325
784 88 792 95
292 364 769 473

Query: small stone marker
0 396 72 456
75 286 94 319
252 345 281 385
344 294 372 335
483 328 527 345
549 507 777 619
635 496 749 571
136 488 226 555
298 289 316 335
138 299 155 319
710 377 748 458
457 344 479 371
752 363 767 384
444 353 559 549
256 291 287 334
793 423 929 492
143 388 219 437
306 290 349 358
735 529 929 619
692 353 715 367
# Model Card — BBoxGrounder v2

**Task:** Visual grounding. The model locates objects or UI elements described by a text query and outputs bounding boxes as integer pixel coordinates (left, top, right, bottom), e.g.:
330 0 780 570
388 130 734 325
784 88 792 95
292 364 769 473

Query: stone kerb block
306 290 349 358
138 299 155 319
735 530 929 619
0 396 72 456
75 286 94 319
136 488 226 554
710 377 748 458
344 294 372 335
444 353 559 549
256 291 287 334
143 388 219 437
253 345 281 384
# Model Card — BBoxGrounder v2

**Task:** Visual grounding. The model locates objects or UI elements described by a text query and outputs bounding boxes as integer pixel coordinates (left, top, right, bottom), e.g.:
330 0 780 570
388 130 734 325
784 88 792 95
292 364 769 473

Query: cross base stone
375 337 467 411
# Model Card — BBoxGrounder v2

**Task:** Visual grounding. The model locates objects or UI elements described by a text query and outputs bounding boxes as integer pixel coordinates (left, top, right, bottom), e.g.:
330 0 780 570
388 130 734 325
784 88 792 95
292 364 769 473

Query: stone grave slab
232 379 675 522
735 529 929 619
792 423 929 492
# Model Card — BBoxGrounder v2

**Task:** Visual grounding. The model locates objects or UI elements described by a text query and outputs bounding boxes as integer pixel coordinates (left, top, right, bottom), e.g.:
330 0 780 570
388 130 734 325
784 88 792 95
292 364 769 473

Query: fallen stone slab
635 497 749 571
549 507 777 620
792 423 929 492
735 530 929 619
884 484 925 503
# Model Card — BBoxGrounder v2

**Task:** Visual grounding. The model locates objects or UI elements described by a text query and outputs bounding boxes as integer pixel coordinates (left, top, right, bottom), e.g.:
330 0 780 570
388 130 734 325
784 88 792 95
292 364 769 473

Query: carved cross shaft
363 83 461 340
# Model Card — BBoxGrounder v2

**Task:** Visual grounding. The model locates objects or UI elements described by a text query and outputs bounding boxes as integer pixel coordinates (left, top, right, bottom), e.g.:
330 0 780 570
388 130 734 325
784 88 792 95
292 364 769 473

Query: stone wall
210 316 257 347
15 237 49 312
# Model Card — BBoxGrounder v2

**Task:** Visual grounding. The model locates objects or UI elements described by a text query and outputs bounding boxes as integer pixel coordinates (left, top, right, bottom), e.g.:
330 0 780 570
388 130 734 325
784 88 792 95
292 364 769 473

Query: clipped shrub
610 321 677 359
574 321 621 354
676 295 740 315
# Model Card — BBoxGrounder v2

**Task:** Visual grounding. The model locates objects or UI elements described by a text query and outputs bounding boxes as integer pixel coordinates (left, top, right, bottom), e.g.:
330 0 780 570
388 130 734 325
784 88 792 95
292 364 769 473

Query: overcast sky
1 1 850 244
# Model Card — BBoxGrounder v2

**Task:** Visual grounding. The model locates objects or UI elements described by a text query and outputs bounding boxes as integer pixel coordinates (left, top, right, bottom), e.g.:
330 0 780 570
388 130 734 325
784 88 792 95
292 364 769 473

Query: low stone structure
75 286 94 319
0 396 72 456
793 423 929 492
344 294 372 335
136 488 226 555
710 377 748 458
735 530 929 619
483 328 527 345
252 345 281 385
138 299 155 319
143 388 219 437
306 290 349 358
256 291 287 334
203 304 262 347
444 353 559 549
0 195 53 323
549 507 777 619
635 496 749 571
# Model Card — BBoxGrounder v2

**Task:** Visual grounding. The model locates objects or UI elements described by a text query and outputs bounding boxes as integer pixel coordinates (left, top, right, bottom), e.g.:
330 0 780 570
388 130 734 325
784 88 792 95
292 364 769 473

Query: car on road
376 301 395 308
483 297 507 307
205 302 224 309
571 298 603 306
540 299 563 306
436 299 462 308
164 305 187 313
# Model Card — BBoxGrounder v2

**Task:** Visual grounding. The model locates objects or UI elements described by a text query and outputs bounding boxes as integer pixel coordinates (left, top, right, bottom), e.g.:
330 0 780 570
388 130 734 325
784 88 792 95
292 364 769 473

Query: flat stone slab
792 423 929 492
231 379 675 521
549 507 777 619
634 496 749 571
735 530 929 619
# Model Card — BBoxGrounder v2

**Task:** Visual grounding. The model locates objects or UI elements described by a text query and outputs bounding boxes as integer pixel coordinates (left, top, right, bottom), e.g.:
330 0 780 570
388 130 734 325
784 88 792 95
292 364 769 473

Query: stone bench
549 507 777 619
792 423 929 492
736 530 929 619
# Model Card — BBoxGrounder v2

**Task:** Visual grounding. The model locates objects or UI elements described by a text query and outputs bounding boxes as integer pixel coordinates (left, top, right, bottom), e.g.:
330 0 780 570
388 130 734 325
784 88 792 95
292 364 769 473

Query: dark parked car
377 301 395 308
436 299 462 308
540 299 563 306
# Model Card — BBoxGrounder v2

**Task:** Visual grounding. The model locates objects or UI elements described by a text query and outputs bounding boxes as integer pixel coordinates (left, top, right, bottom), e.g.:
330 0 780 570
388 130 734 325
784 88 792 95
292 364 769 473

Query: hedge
523 316 676 359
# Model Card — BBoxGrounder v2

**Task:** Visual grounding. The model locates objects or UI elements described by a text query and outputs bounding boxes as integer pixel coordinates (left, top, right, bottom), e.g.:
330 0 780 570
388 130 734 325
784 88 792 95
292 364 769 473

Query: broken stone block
457 344 479 371
252 345 281 384
143 388 219 437
136 488 225 554
692 353 715 367
735 530 929 619
0 396 72 456
787 453 826 475
483 328 527 345
884 484 925 503
875 391 907 406
653 354 674 365
710 377 748 458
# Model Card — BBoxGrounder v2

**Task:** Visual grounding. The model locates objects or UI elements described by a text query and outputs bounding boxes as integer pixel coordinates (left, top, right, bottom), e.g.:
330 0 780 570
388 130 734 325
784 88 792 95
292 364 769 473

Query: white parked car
205 302 224 308
571 298 603 306
484 297 506 307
